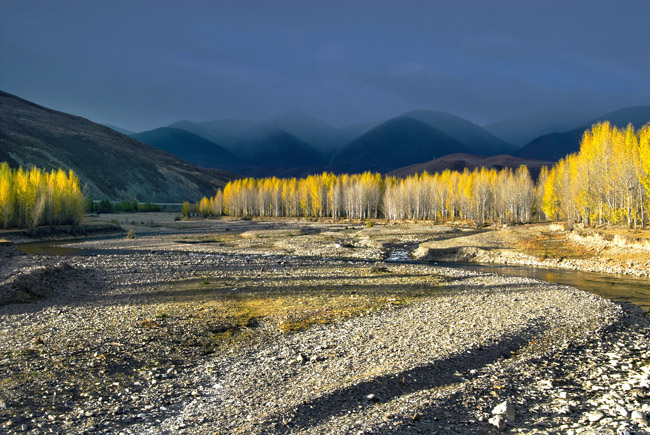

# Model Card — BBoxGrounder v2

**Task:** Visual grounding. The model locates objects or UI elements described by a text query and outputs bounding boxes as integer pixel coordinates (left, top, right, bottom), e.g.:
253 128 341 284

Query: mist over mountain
483 111 598 148
130 127 244 170
234 127 327 176
328 117 472 174
262 111 349 153
169 119 259 151
399 110 515 155
7 87 648 186
0 91 235 202
516 106 650 161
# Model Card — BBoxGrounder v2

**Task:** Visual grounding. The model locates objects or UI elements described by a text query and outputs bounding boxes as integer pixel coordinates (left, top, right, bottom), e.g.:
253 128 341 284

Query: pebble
492 400 516 422
489 414 507 431
589 410 605 422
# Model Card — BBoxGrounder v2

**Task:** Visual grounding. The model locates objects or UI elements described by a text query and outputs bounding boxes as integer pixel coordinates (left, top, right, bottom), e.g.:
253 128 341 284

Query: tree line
539 122 650 228
192 122 650 228
0 163 85 229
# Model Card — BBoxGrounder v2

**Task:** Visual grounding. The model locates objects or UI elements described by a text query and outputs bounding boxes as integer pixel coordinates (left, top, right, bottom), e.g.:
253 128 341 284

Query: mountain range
0 91 235 202
132 108 525 176
2 89 650 201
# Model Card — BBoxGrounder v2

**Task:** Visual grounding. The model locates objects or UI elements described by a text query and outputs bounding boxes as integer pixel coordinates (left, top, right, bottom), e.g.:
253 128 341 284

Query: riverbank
412 223 650 277
1 217 648 434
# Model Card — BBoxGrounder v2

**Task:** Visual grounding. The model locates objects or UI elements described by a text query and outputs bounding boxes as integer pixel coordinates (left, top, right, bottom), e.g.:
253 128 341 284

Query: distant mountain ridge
130 127 244 170
399 110 515 155
483 111 597 148
515 106 650 161
161 109 517 176
0 90 235 202
17 93 648 182
328 117 472 174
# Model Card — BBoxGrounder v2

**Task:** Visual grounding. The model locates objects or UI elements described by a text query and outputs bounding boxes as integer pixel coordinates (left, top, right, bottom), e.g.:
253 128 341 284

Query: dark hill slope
388 153 553 180
0 91 235 202
400 110 516 155
516 106 650 161
169 119 258 151
329 117 472 174
131 127 244 170
483 111 596 148
262 111 348 153
232 128 327 177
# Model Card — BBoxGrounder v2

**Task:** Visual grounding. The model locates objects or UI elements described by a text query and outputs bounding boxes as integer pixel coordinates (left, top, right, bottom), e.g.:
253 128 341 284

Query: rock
631 410 648 425
559 391 568 399
588 411 605 422
366 394 379 402
492 400 516 422
489 414 506 431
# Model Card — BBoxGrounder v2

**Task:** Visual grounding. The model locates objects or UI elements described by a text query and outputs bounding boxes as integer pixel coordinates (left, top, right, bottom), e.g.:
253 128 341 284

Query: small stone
489 414 506 431
588 411 605 422
631 410 648 425
366 394 379 402
492 400 516 422
559 391 568 399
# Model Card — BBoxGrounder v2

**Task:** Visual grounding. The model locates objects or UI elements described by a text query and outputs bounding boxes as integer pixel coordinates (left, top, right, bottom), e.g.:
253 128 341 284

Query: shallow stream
386 249 650 313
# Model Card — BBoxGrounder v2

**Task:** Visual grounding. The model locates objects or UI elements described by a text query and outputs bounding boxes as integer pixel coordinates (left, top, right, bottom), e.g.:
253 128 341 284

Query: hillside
169 119 258 151
328 117 472 174
262 111 348 153
483 111 596 148
233 128 327 177
400 110 515 155
516 106 650 161
0 91 236 202
130 127 244 170
388 153 553 180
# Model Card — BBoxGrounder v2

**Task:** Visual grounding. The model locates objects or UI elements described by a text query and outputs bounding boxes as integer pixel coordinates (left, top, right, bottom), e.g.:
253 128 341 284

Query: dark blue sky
2 0 649 131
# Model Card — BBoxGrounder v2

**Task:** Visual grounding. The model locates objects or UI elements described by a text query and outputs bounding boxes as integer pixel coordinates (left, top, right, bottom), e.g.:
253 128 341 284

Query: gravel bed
0 219 648 434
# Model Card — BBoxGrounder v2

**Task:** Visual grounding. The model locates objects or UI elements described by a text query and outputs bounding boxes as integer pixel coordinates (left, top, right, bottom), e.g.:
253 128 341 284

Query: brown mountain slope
387 153 553 180
0 91 237 202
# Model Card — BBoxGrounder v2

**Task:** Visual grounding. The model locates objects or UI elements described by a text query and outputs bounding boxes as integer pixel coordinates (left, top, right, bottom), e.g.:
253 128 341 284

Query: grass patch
516 232 592 260
154 265 443 345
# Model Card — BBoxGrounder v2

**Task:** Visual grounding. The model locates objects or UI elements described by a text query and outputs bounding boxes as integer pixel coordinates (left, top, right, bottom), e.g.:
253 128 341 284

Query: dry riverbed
0 216 648 434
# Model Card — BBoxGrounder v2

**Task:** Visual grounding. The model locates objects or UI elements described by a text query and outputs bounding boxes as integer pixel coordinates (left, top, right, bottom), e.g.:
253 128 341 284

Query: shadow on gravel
262 323 545 433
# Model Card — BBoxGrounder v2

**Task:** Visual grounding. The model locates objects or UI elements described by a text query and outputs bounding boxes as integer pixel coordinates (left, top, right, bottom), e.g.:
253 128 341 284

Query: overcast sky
1 0 649 131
